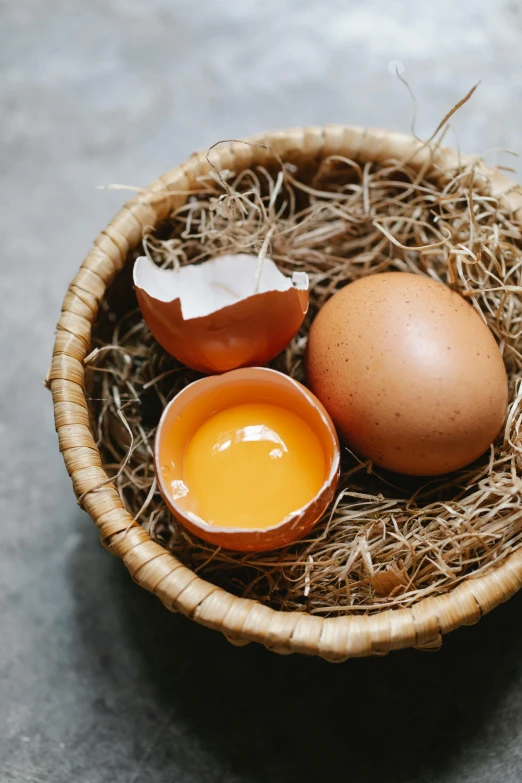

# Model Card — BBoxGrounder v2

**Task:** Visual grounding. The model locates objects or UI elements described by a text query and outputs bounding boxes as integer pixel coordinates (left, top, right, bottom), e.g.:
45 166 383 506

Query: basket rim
50 124 522 661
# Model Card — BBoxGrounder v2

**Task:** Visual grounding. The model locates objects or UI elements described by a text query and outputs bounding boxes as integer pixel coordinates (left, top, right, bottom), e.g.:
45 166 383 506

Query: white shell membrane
133 253 309 320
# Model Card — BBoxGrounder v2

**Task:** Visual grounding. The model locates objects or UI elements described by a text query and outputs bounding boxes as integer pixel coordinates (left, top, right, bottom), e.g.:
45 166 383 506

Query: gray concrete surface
2 0 522 781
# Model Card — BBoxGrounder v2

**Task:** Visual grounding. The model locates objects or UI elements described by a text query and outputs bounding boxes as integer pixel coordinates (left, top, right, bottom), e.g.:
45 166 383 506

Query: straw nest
85 132 522 617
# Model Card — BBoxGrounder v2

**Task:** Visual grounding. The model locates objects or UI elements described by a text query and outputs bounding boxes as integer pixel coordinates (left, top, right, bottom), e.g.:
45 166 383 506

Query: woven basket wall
50 125 522 661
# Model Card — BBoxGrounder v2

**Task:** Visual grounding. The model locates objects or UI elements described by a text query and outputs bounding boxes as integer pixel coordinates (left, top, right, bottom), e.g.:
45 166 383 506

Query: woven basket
50 125 522 661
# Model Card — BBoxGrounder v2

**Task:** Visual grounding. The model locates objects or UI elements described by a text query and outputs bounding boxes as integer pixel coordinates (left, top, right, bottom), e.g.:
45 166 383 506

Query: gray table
2 1 522 780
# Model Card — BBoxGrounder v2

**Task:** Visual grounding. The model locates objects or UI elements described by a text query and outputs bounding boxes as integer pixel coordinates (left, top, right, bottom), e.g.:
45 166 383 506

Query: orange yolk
178 403 325 529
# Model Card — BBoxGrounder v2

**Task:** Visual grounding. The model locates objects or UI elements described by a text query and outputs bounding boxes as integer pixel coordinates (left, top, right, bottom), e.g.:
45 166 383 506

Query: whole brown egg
306 272 508 475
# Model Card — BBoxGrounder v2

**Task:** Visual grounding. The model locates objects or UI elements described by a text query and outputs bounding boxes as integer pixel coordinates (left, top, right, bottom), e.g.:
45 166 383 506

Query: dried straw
86 142 522 615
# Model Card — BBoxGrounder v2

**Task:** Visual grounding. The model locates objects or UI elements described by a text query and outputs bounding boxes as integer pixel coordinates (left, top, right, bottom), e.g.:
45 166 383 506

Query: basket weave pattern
50 126 522 661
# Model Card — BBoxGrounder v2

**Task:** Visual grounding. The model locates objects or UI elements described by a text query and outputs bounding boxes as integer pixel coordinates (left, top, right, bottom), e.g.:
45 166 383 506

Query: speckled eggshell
306 272 508 476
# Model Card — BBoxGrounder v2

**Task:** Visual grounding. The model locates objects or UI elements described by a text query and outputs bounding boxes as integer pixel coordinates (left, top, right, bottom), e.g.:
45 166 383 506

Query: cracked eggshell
134 254 309 373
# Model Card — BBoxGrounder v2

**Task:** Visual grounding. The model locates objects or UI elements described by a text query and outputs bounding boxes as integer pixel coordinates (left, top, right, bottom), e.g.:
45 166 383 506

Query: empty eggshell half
134 254 309 373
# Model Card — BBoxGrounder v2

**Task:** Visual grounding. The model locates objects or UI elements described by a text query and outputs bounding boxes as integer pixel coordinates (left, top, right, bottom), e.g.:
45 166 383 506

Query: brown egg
306 272 508 476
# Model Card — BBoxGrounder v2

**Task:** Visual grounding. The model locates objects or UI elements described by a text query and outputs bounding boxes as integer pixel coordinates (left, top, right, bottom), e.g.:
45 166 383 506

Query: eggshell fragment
155 368 340 552
134 254 309 373
306 272 508 476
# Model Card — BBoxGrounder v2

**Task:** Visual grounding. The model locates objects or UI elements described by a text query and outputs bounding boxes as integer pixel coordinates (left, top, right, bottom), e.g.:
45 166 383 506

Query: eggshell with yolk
155 368 340 551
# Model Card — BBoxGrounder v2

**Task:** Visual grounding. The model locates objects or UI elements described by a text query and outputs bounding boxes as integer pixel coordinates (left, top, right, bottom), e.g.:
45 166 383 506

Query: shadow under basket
49 125 522 661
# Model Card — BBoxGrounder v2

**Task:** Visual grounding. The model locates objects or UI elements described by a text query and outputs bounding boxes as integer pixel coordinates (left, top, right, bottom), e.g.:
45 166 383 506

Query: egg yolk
179 403 325 529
